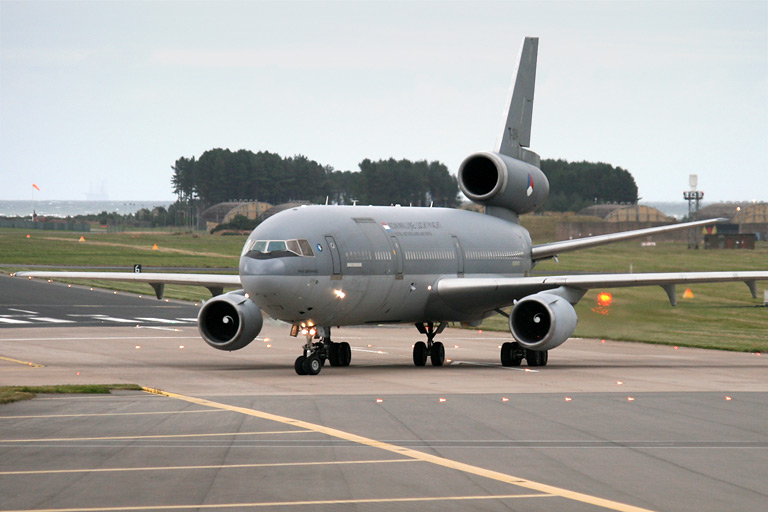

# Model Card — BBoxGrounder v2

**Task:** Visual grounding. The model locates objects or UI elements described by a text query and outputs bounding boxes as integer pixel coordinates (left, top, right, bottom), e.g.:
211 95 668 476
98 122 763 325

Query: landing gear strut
500 341 548 367
414 322 447 367
293 326 350 375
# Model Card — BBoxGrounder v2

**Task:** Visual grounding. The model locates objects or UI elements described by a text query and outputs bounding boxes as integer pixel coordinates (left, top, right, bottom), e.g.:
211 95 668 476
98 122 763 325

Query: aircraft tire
328 343 341 366
303 355 322 375
430 341 445 366
295 356 307 375
413 342 428 366
525 349 548 367
338 342 351 366
501 342 523 367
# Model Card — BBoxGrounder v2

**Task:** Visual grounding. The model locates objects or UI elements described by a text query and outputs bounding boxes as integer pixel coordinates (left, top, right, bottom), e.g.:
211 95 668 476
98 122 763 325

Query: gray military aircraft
17 37 768 375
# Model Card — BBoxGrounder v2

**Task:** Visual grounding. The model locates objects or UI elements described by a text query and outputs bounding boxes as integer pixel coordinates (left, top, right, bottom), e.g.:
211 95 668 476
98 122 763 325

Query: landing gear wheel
294 355 307 375
430 341 445 366
413 341 428 366
302 355 322 375
525 349 548 367
501 342 523 367
328 343 341 366
338 342 351 367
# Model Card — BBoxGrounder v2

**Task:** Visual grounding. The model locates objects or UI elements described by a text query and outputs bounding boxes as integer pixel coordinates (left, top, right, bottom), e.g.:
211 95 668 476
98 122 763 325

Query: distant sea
0 200 173 218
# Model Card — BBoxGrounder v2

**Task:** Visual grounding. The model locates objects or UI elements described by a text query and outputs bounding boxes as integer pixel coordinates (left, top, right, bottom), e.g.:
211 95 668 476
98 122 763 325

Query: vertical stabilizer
495 37 538 158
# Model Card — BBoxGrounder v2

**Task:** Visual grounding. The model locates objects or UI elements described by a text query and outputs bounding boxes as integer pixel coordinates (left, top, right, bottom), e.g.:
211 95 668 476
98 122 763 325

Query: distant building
577 204 672 223
199 201 272 231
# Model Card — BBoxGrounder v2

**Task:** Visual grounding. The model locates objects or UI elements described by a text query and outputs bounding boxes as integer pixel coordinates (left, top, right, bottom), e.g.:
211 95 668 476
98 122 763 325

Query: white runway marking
352 348 389 354
135 317 189 324
450 361 539 372
30 317 75 323
67 314 136 323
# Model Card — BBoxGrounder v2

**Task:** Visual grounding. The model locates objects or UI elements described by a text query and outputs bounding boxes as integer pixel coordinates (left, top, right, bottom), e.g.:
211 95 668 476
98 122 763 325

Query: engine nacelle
458 151 549 214
198 291 263 351
509 293 577 351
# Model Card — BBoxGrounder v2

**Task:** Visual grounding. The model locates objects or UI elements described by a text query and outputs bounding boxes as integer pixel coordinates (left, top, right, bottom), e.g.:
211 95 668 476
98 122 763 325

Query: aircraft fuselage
240 205 532 326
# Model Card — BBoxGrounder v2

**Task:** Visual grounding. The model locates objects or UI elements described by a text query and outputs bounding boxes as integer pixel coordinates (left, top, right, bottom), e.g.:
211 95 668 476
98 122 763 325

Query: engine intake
458 151 549 214
198 291 263 351
509 292 577 351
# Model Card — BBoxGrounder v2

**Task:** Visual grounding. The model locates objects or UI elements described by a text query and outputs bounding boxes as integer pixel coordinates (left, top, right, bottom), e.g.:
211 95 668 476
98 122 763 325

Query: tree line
168 148 639 223
540 159 639 212
171 148 460 209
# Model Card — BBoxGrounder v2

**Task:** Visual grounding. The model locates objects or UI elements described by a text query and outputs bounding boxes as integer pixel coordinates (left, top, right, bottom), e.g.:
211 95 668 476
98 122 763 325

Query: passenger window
298 239 314 257
267 240 287 252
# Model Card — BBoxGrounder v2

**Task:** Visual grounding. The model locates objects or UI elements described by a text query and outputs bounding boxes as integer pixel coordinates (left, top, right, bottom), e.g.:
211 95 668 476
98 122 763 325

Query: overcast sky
1 0 766 203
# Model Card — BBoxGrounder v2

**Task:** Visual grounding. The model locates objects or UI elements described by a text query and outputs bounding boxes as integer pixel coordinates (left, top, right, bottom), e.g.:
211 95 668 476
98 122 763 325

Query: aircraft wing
531 218 727 261
14 271 241 299
436 271 768 309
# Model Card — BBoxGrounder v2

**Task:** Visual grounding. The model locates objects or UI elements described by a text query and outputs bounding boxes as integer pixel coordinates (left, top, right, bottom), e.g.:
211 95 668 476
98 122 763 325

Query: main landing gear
293 326 350 375
413 322 447 367
500 341 548 367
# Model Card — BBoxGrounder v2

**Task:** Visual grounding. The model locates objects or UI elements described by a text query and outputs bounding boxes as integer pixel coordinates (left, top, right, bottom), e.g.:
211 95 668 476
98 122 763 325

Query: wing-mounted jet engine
198 290 263 351
509 292 577 349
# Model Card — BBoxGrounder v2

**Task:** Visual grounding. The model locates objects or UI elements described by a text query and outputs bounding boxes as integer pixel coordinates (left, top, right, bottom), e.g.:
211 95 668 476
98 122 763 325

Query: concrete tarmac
1 275 767 511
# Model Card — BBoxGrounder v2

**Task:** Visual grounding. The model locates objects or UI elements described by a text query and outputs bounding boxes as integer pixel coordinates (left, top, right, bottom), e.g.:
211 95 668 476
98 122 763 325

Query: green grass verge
0 384 143 405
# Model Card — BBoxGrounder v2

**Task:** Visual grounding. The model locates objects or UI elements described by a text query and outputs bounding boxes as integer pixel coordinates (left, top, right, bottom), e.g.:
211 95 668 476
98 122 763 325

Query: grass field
0 384 143 405
2 227 766 351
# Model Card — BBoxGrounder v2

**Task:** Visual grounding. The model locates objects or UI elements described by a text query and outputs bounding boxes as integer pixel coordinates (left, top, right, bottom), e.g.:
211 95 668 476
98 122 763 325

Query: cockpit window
297 239 314 256
244 239 315 258
286 239 301 255
267 240 287 252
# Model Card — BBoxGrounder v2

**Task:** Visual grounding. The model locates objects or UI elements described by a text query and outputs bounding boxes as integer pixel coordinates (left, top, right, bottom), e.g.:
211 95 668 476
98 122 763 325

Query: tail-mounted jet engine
458 151 549 214
198 290 263 351
509 292 577 351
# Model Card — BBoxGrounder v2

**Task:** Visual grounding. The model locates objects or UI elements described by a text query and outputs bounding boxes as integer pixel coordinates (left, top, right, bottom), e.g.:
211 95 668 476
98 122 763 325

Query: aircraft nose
240 257 285 277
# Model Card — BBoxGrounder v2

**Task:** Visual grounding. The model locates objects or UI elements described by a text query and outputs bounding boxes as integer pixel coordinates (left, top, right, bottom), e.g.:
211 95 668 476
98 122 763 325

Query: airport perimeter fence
0 219 91 232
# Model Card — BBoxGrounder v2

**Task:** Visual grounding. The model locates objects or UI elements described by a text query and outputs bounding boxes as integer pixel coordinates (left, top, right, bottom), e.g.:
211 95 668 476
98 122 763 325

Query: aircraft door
390 236 404 280
452 236 465 277
325 235 342 279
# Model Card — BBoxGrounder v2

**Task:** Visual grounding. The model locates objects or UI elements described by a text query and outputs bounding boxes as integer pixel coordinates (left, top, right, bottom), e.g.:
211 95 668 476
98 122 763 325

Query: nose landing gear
293 325 350 375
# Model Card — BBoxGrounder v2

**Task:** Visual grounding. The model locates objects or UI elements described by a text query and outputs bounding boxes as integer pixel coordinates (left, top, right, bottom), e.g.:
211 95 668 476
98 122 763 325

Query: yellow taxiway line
1 494 554 512
0 355 45 368
0 409 224 420
143 386 658 512
0 458 420 476
0 429 311 444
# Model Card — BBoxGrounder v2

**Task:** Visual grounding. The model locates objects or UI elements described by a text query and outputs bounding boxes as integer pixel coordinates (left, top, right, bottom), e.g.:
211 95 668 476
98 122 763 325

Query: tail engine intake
509 292 577 351
198 291 263 351
458 151 549 215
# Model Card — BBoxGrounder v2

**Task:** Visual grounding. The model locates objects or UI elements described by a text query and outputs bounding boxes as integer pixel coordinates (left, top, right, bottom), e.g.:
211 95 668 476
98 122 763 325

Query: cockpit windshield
242 239 315 258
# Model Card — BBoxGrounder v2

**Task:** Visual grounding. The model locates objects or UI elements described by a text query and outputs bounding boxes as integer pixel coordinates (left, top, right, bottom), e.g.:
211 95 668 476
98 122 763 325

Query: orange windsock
32 184 40 191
